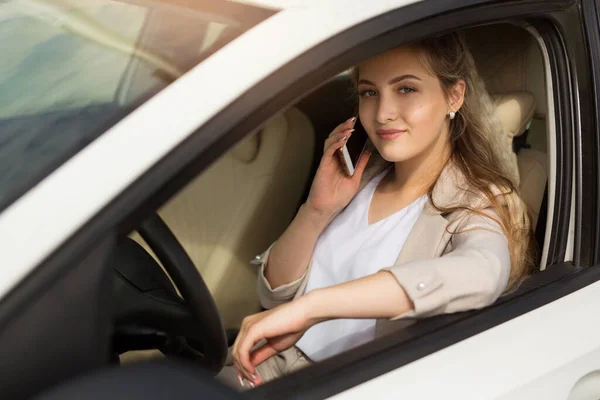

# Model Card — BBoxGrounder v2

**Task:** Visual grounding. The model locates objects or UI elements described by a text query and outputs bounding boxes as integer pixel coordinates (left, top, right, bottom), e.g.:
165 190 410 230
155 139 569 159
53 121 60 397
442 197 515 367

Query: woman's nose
375 95 398 124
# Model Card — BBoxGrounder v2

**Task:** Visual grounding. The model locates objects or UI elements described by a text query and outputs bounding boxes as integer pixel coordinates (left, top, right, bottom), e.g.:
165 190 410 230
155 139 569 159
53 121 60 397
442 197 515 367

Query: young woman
228 32 535 388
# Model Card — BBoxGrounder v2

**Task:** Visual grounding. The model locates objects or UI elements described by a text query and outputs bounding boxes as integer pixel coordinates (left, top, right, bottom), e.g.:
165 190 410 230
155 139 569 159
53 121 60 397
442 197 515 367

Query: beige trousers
217 346 312 390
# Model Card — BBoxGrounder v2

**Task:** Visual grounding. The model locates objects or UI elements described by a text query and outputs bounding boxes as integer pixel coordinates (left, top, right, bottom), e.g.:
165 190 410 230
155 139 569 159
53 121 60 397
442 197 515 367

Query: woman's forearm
302 271 414 321
265 204 332 289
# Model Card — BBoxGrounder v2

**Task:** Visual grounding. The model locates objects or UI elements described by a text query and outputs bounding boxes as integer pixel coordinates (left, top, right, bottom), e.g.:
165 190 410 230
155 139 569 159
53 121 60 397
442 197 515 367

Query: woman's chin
377 148 415 163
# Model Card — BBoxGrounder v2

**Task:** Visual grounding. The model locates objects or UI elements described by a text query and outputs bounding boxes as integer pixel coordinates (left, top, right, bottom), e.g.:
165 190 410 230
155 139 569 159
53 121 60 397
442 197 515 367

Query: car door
1 0 600 399
0 0 274 398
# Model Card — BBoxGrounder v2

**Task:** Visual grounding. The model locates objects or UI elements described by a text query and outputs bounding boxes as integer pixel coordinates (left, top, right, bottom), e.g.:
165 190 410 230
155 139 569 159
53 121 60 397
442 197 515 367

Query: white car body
1 0 599 399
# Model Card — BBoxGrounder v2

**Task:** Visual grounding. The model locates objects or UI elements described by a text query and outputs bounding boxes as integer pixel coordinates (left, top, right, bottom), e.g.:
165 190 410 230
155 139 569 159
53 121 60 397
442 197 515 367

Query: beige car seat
134 108 315 330
491 92 546 226
466 24 548 227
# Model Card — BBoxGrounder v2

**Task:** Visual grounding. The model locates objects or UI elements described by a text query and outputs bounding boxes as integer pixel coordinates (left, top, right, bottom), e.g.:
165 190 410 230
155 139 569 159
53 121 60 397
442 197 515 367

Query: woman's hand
231 272 413 387
231 297 321 387
305 118 371 218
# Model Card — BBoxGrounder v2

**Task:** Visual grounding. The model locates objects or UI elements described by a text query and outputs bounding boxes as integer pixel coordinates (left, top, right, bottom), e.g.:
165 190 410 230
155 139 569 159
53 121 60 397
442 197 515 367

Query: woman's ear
449 79 466 113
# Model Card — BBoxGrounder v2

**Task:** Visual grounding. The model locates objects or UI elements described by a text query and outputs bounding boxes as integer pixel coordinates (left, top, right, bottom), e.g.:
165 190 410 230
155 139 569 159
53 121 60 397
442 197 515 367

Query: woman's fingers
238 327 260 372
328 117 357 138
232 317 255 380
235 329 262 382
232 315 266 383
249 342 278 368
231 303 312 386
233 355 254 384
323 129 353 152
323 130 353 157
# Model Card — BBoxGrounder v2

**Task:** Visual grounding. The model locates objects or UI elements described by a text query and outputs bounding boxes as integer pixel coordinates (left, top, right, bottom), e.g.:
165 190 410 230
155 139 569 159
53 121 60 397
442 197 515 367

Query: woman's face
357 45 462 164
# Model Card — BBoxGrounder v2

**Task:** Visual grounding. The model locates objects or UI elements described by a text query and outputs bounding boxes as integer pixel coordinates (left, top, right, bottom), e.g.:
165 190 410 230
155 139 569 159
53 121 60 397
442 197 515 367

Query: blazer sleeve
384 210 511 320
255 243 310 309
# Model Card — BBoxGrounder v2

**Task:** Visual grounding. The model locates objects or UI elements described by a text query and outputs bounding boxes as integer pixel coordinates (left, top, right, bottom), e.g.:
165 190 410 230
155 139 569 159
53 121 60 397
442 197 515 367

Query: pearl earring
449 111 456 120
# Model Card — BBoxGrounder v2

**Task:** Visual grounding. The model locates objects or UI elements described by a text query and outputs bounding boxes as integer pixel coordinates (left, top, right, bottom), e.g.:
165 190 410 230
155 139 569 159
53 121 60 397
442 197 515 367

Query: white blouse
295 168 427 361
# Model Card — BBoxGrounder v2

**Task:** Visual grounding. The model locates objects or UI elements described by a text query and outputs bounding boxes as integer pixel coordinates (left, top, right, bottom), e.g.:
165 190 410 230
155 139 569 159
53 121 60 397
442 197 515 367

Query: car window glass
0 0 273 210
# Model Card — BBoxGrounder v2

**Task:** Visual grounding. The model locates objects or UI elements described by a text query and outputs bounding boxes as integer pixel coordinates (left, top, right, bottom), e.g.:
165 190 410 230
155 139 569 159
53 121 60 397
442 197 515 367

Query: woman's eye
358 89 377 97
398 86 416 94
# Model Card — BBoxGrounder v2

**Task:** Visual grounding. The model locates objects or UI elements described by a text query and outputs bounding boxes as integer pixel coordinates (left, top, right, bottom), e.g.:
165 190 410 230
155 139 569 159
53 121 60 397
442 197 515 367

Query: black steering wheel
110 213 227 375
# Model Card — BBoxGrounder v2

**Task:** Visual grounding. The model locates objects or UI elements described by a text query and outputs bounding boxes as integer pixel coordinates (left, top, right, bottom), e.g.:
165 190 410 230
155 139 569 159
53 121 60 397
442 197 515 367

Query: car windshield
0 0 273 210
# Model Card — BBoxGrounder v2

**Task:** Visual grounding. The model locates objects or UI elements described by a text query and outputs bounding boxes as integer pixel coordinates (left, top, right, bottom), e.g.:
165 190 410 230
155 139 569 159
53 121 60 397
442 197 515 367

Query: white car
1 0 599 399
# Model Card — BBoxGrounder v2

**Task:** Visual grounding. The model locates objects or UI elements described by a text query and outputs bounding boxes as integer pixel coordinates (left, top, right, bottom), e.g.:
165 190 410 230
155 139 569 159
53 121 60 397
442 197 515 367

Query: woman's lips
376 128 406 140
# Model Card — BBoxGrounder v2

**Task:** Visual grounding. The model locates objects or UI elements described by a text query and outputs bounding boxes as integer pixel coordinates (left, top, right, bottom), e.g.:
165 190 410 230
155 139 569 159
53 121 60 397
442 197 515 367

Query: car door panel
326 279 600 400
0 236 115 400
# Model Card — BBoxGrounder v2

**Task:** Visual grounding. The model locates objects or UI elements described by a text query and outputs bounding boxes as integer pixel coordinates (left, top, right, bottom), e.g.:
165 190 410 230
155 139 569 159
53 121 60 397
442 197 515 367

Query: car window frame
250 4 593 399
582 0 600 265
126 0 584 395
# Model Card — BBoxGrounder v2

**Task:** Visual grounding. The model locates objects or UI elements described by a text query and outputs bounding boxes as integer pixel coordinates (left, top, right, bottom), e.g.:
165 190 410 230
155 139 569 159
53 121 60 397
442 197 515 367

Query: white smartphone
337 118 369 176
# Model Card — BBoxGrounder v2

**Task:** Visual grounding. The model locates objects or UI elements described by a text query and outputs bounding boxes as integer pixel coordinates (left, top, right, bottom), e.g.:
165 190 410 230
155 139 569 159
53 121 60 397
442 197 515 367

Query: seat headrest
231 133 261 163
465 24 546 119
485 91 536 187
231 113 288 163
492 92 536 138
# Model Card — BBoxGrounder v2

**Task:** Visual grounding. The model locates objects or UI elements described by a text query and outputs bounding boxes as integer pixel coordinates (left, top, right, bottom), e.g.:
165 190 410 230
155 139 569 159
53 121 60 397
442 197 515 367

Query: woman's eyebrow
358 74 422 86
388 74 421 84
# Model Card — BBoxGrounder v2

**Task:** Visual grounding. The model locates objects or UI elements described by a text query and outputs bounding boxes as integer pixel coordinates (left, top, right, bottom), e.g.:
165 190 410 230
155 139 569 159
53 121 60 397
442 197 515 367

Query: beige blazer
255 157 511 338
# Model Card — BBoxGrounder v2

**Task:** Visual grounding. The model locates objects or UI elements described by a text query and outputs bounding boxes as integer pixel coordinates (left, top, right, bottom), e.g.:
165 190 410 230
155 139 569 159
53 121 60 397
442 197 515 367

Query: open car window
0 0 273 211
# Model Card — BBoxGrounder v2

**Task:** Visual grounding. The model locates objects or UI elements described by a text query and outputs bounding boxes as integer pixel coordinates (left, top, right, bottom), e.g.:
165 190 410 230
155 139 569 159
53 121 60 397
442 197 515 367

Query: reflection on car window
0 0 273 210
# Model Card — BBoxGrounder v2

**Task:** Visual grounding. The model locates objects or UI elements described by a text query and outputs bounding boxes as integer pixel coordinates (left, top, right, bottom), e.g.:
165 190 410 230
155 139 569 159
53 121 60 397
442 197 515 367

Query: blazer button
417 282 426 291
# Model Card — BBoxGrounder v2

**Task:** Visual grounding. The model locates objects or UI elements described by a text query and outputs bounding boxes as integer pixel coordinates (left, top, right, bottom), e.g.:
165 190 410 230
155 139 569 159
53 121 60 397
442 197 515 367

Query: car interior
114 21 551 374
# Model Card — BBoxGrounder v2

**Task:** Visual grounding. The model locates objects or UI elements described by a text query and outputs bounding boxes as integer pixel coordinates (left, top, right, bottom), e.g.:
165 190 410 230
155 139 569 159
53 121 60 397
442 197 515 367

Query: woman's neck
389 141 451 195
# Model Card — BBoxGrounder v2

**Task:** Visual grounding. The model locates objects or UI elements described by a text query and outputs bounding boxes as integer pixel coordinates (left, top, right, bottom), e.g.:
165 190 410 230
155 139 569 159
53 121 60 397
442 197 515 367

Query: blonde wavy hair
353 32 537 289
